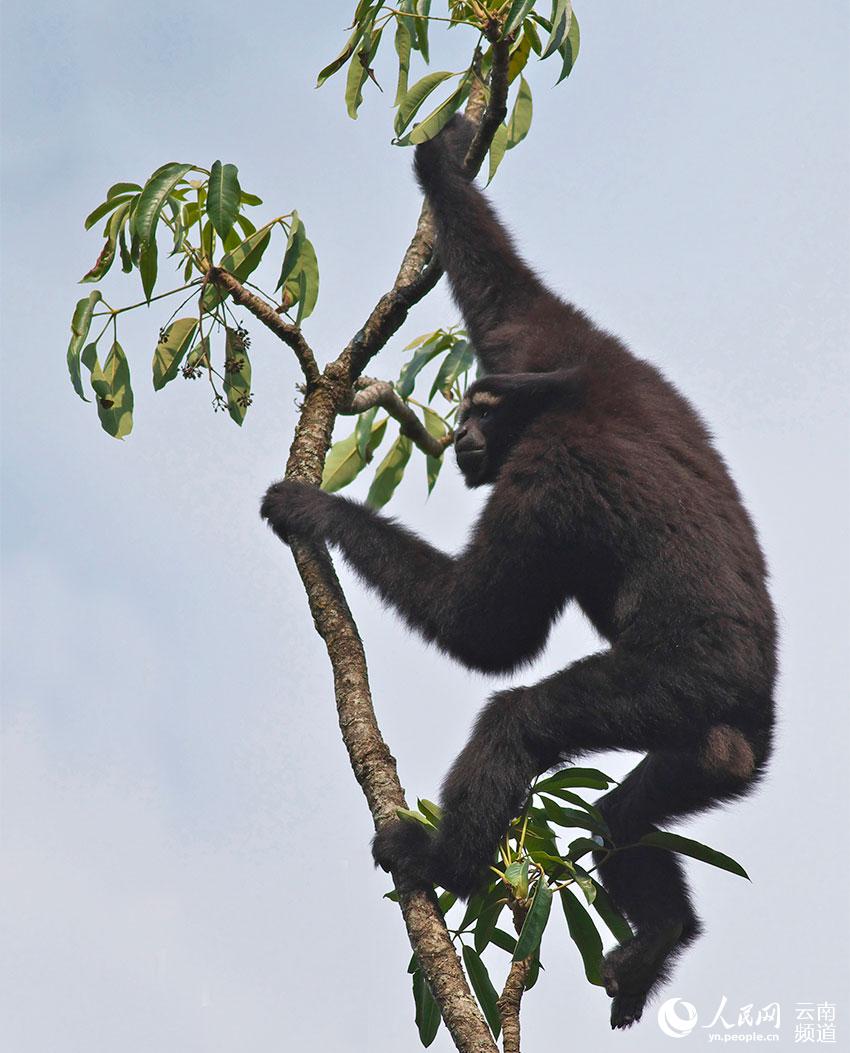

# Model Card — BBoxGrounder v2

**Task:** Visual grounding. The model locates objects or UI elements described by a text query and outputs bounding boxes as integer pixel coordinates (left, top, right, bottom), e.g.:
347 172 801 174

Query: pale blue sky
2 2 848 1050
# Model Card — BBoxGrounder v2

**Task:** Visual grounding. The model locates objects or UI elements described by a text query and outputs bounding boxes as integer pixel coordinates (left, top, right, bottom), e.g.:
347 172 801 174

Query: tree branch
343 377 453 458
209 267 321 387
272 39 513 1053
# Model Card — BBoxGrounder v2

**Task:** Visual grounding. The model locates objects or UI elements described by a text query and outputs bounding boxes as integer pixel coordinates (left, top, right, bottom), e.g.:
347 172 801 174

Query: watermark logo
656 996 837 1043
658 998 699 1039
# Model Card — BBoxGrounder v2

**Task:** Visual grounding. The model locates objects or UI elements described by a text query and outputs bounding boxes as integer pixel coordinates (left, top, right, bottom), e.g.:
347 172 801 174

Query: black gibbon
261 115 776 1029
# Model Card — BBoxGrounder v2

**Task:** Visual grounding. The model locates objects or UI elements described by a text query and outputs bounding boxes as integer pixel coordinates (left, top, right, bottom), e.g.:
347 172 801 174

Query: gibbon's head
454 369 584 488
454 384 515 488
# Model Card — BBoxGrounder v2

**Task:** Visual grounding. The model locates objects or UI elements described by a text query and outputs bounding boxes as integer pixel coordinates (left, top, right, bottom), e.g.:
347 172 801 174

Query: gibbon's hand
260 479 333 546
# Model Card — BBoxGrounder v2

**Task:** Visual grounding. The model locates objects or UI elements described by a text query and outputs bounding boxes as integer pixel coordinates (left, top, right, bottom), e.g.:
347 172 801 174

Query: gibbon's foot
601 924 686 1030
372 820 435 894
609 992 647 1031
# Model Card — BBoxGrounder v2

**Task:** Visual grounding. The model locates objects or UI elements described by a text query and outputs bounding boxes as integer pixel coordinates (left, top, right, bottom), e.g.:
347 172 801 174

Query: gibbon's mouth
455 448 486 474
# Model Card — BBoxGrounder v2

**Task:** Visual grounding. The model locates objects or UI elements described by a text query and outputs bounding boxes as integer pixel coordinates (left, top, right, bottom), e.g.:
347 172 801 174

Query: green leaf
107 181 140 198
541 0 572 59
555 12 580 84
429 338 473 399
345 24 383 120
513 881 553 960
539 790 607 828
540 797 608 837
119 228 132 272
223 327 252 426
462 946 501 1040
322 417 387 493
418 798 443 825
397 807 435 830
534 767 614 794
437 890 457 914
138 236 158 302
507 76 533 149
589 880 634 944
152 318 198 391
186 335 210 371
414 0 431 61
316 17 367 87
507 25 533 83
560 887 604 985
638 832 750 880
489 927 517 955
131 162 193 246
394 71 457 137
567 836 604 862
504 859 529 900
220 224 271 280
83 193 137 231
397 332 452 398
456 889 488 934
525 850 570 881
474 899 505 955
503 0 536 38
523 18 543 55
206 161 241 240
86 340 134 439
486 123 509 185
202 225 272 311
412 969 441 1047
393 15 413 106
240 190 263 207
407 82 470 146
367 434 412 508
66 291 102 401
524 954 541 990
355 406 379 461
80 201 132 283
276 214 320 319
422 406 448 494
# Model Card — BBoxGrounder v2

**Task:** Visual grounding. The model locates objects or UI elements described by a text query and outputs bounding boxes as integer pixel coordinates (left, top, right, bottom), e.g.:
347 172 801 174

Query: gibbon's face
454 389 504 488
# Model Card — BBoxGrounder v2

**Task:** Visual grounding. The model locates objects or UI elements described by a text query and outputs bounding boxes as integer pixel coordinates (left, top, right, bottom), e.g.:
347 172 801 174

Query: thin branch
497 903 532 1053
344 377 453 458
209 267 320 387
464 39 510 177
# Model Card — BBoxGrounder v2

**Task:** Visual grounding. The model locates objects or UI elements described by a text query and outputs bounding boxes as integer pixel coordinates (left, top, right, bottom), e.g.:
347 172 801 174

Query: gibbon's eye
480 408 490 420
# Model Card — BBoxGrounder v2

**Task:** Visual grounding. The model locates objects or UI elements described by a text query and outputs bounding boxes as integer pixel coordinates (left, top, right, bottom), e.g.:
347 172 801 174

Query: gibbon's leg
591 748 764 1029
374 645 766 968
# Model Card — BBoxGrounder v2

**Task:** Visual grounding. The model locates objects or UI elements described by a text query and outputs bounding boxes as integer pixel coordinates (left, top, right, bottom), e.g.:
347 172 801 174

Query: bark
497 904 532 1053
210 40 512 1053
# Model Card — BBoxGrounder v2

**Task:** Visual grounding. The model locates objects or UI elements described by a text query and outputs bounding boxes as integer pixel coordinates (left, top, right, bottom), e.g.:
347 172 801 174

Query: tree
64 4 746 1049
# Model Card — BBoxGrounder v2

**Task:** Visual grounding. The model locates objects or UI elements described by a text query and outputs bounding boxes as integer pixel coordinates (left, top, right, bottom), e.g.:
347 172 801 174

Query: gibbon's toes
610 992 646 1030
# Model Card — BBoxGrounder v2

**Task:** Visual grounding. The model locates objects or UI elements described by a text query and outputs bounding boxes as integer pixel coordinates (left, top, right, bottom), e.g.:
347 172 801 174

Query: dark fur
261 116 776 1029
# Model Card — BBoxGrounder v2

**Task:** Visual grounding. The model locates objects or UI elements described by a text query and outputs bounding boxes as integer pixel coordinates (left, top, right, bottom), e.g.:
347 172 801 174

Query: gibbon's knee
698 724 756 783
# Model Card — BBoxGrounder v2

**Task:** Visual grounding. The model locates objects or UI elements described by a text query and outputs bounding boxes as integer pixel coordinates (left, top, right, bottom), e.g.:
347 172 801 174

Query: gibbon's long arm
414 116 594 373
261 478 570 675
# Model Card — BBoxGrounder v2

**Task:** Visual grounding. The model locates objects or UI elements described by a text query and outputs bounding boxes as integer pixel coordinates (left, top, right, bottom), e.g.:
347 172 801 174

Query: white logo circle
657 997 698 1038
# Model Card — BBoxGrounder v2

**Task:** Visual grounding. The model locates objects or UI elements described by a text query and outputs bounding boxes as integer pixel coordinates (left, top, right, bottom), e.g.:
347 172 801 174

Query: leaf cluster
67 162 319 437
316 1 580 165
390 764 749 1046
